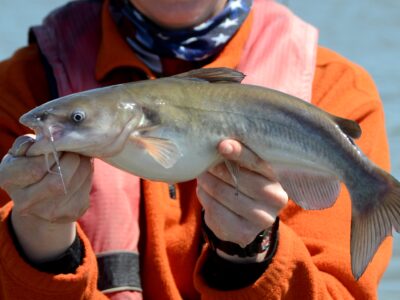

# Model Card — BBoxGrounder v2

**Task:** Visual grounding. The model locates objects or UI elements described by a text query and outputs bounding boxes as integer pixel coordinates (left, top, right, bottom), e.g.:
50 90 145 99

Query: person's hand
197 139 288 261
0 134 93 262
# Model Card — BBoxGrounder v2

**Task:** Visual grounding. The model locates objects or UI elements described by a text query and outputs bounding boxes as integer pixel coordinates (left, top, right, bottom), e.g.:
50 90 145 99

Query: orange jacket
0 2 392 300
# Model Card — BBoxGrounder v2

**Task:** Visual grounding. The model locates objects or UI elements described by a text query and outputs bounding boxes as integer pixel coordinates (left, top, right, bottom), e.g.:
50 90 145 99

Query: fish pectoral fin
273 164 341 210
131 136 182 169
172 67 245 83
135 124 162 134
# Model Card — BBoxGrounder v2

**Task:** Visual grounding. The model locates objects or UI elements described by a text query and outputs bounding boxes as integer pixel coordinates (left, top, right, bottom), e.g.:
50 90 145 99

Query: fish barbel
19 68 400 280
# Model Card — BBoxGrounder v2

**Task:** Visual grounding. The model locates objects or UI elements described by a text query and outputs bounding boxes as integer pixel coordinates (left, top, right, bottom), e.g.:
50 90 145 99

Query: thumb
9 134 36 157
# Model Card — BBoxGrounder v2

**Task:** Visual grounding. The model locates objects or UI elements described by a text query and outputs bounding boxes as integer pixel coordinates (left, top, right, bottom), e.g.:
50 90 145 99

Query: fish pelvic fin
350 169 400 280
172 67 245 83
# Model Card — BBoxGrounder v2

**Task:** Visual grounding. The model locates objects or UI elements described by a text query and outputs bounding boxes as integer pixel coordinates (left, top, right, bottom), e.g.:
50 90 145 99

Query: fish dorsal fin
172 67 245 83
333 116 362 139
272 164 341 210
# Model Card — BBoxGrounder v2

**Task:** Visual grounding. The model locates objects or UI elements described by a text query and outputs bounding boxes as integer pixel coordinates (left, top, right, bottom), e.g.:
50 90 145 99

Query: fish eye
71 111 86 123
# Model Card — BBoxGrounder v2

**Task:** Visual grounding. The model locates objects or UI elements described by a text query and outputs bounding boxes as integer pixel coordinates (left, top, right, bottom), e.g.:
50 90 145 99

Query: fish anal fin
172 67 245 83
333 116 362 139
273 165 341 210
130 135 182 169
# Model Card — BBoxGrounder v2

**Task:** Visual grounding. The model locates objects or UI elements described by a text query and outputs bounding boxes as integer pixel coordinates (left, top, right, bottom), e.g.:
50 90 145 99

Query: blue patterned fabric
111 0 252 73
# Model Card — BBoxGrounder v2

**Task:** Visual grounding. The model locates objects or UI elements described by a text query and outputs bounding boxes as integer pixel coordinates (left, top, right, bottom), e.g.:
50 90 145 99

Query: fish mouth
24 123 66 156
23 121 63 141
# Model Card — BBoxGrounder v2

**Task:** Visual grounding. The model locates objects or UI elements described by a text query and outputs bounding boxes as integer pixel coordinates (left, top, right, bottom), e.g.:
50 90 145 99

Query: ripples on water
1 0 399 298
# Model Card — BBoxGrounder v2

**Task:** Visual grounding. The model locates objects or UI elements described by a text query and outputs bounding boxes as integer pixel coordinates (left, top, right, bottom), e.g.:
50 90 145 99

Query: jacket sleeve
193 47 393 299
0 46 106 299
0 202 107 300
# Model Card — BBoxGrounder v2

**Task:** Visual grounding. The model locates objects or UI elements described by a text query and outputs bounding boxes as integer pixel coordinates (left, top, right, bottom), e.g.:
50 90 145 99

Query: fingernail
221 143 233 155
13 137 35 156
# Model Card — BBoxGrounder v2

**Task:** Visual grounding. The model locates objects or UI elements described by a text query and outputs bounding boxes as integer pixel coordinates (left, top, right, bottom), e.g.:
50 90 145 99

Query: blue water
1 0 399 298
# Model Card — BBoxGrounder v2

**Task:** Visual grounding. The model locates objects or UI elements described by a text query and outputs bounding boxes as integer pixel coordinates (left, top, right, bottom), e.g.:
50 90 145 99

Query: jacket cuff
194 221 304 299
8 214 84 274
0 202 99 296
200 218 279 290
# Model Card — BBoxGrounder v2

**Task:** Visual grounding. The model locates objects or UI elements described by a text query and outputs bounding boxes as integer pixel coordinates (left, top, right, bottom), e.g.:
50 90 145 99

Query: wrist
202 213 279 263
215 248 268 263
11 209 76 263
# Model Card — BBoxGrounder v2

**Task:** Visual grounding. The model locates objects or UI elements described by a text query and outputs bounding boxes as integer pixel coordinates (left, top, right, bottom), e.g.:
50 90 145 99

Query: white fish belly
104 136 222 183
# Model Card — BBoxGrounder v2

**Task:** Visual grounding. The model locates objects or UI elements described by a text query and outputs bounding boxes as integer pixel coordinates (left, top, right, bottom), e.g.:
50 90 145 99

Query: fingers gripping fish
19 67 400 280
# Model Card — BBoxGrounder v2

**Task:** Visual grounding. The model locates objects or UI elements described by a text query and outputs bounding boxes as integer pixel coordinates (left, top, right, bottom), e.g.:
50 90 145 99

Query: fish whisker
46 124 67 194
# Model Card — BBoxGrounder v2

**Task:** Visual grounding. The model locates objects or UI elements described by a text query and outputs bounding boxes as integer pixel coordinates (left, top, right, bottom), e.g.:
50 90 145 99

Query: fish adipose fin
172 67 245 83
131 136 182 169
350 170 400 280
273 165 341 210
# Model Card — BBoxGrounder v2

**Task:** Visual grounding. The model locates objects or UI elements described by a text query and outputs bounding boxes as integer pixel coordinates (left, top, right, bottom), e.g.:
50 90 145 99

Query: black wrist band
202 210 279 258
33 234 84 274
200 218 280 290
8 215 84 274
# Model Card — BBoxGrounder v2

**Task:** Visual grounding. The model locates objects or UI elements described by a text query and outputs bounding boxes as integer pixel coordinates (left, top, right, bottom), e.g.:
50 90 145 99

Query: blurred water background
290 1 400 299
1 0 399 298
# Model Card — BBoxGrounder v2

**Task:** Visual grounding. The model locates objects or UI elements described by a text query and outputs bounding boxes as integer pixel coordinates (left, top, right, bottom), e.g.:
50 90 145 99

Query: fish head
19 86 145 157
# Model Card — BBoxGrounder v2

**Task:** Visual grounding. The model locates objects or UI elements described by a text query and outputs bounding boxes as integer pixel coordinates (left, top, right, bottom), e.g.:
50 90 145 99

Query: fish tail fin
350 169 400 280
